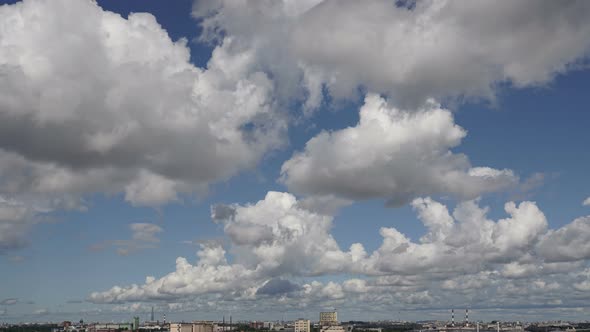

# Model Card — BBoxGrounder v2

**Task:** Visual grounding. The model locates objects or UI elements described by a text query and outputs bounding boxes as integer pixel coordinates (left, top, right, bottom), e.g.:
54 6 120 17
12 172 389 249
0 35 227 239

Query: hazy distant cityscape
2 0 590 328
2 310 589 332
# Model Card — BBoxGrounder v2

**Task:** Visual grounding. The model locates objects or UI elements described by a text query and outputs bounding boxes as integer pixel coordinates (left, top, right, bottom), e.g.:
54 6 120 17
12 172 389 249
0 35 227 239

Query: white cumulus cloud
193 0 590 109
281 94 518 205
90 192 590 311
0 0 286 207
211 191 363 275
536 216 590 263
0 0 287 251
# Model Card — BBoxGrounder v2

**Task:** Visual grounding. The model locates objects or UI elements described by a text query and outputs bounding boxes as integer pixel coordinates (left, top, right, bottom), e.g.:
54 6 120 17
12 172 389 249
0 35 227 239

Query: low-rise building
320 312 338 326
89 323 133 332
170 323 193 332
192 322 215 332
295 320 310 332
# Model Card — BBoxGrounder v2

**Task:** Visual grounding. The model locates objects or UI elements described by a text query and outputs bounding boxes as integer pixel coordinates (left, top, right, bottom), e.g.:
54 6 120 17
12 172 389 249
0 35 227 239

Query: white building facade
295 320 310 332
319 312 338 326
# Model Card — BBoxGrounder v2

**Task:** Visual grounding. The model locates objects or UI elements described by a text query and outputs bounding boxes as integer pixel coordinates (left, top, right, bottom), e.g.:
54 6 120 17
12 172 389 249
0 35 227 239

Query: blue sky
1 0 590 324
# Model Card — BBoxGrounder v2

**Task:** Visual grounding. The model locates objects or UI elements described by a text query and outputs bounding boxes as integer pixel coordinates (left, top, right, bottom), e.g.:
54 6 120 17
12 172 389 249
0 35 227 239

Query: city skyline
1 0 590 323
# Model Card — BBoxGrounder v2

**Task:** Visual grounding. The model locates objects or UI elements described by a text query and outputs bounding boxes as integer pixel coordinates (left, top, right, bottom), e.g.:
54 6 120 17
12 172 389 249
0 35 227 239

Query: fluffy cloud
364 198 548 275
90 192 364 303
211 191 362 275
0 0 288 251
583 197 590 206
0 0 286 207
194 0 590 109
281 94 518 205
89 244 257 303
90 192 590 311
536 216 590 263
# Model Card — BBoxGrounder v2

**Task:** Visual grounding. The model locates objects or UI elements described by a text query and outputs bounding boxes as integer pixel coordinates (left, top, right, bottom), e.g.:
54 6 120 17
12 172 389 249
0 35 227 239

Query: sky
1 0 590 324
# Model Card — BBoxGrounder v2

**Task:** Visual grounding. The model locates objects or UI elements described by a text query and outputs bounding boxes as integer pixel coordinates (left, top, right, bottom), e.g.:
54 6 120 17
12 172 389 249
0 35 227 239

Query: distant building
215 325 233 332
90 323 133 332
192 322 215 332
168 322 217 332
249 322 265 330
295 320 310 332
319 312 338 326
170 323 193 332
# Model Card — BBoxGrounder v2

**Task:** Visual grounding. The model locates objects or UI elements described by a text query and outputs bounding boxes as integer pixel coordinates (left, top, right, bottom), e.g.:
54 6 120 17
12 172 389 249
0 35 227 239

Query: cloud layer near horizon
89 192 590 313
